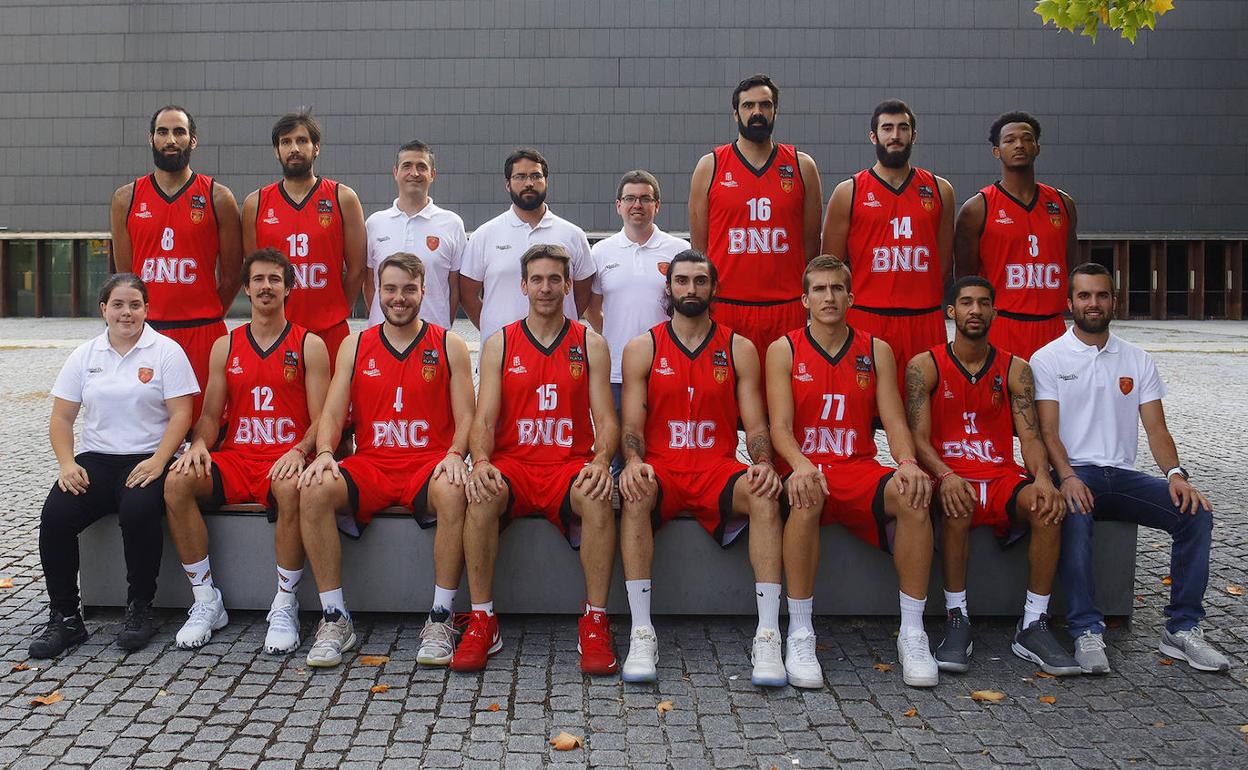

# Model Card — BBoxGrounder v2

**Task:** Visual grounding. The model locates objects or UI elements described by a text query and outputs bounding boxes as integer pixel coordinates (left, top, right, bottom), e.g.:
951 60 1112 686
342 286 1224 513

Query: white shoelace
899 633 930 660
1077 632 1106 653
420 620 455 648
186 600 219 624
788 634 818 666
267 603 298 635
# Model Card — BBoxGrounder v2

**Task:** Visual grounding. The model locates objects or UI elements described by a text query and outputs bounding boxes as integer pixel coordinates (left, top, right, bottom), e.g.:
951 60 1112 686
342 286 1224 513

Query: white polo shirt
51 324 200 455
366 198 467 327
460 206 594 343
591 227 690 383
1030 327 1166 471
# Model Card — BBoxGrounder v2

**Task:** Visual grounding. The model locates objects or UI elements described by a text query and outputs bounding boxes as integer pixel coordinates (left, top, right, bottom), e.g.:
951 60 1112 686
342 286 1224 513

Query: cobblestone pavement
0 317 1245 769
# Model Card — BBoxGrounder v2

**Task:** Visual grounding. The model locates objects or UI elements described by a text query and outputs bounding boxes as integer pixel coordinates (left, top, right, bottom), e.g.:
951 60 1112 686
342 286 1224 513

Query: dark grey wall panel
0 0 1243 234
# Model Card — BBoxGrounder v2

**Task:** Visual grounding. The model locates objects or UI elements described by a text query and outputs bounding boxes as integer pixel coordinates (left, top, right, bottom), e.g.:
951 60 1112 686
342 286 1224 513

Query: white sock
944 589 968 618
626 579 653 631
432 584 457 613
471 601 494 616
755 582 782 634
319 588 348 618
787 596 814 638
1022 591 1050 628
182 556 213 588
585 603 607 615
899 591 927 637
276 566 302 594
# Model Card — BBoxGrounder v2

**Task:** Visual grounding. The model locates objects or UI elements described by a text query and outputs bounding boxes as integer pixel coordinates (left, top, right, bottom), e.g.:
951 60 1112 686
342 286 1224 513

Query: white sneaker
416 612 458 666
751 629 788 687
264 592 300 654
306 609 356 668
622 626 659 683
896 630 939 688
175 584 228 649
785 628 824 689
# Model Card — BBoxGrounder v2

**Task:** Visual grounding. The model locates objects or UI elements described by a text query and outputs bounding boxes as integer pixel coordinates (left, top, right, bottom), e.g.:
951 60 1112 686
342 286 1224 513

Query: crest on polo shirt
190 194 207 224
426 235 440 251
568 345 585 380
918 184 935 211
422 348 439 382
712 349 730 384
1119 376 1134 395
657 262 670 276
137 367 154 383
318 198 333 228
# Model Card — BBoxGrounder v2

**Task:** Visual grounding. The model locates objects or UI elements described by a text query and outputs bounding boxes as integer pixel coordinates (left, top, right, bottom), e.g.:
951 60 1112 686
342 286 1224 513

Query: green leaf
1034 0 1061 24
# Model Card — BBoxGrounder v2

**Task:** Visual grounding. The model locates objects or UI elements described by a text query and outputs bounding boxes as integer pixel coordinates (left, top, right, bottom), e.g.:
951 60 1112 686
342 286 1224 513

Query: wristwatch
1166 466 1190 481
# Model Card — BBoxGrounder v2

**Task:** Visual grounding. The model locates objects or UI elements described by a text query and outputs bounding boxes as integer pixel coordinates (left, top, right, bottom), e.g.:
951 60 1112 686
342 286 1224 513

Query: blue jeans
1059 465 1211 636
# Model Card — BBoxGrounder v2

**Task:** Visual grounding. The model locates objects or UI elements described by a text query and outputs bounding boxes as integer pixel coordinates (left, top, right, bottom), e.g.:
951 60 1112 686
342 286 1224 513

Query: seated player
298 252 475 668
451 244 619 675
905 276 1079 675
767 256 938 688
617 249 785 686
164 248 329 651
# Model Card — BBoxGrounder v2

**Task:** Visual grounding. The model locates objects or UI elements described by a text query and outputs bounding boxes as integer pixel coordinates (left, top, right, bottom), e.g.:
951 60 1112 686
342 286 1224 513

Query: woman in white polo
30 273 199 660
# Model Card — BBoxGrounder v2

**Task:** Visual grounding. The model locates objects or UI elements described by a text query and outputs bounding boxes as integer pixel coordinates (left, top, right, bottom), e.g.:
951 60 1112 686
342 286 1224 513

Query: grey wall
0 0 1243 235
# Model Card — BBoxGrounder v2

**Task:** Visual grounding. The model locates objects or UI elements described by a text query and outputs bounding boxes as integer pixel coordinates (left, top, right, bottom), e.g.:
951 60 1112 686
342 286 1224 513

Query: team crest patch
426 235 440 251
991 374 1004 407
284 350 299 367
854 355 872 372
318 198 333 228
657 261 670 276
137 367 153 384
857 372 870 390
1119 377 1134 395
918 184 935 211
568 345 585 379
422 348 439 382
712 349 730 383
190 194 206 224
1047 200 1063 228
283 365 297 383
778 164 795 193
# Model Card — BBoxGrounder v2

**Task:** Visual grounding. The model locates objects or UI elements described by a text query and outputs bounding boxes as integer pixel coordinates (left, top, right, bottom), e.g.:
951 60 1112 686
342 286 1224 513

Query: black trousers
39 452 167 614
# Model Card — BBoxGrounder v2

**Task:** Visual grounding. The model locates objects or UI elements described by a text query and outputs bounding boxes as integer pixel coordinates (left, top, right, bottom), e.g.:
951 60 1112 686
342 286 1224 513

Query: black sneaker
29 609 89 659
934 607 972 673
116 601 156 651
1011 614 1082 676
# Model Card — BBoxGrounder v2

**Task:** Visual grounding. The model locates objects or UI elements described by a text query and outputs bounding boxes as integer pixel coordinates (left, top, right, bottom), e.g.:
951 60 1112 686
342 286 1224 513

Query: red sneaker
578 611 619 675
449 610 501 672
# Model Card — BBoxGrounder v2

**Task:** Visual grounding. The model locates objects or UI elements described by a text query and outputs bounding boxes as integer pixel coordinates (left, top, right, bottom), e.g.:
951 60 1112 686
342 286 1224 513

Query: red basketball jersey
253 177 348 332
787 326 879 465
927 343 1016 476
706 142 807 303
349 322 455 459
643 321 739 472
127 173 222 321
978 182 1071 315
219 322 312 459
846 167 944 310
494 319 595 464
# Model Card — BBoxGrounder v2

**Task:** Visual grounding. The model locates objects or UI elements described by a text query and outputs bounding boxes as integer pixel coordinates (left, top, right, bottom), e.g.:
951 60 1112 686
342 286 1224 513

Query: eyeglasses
510 172 546 183
619 195 657 204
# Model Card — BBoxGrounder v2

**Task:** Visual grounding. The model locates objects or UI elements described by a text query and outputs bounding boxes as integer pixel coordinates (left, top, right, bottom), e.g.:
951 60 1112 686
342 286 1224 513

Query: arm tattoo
623 432 644 461
904 361 927 428
1011 364 1038 433
747 433 773 465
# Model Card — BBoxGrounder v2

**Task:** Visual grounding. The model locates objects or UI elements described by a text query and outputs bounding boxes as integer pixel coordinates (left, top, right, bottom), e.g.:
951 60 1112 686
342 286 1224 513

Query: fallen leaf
903 708 917 717
549 731 583 751
1034 671 1056 679
1153 721 1165 728
486 703 500 712
0 577 12 589
11 664 29 672
656 700 674 714
30 691 63 707
1227 585 1245 597
1038 696 1057 704
815 644 830 652
1161 576 1172 586
1240 725 1248 734
873 663 892 673
1159 658 1174 666
370 684 389 694
357 655 390 666
157 689 167 696
970 690 1006 703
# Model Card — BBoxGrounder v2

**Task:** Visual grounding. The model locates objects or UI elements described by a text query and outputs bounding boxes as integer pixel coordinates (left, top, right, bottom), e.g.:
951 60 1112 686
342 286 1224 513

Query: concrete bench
78 507 1137 617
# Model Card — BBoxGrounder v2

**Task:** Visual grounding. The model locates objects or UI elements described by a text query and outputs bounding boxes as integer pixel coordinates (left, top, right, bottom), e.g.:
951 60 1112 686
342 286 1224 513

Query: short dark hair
99 273 148 305
149 105 195 137
520 244 570 280
243 248 295 289
1068 262 1113 297
271 109 322 147
731 73 779 111
871 99 916 133
946 275 995 305
802 255 852 294
989 111 1041 147
505 148 548 180
395 139 436 169
663 249 718 317
615 170 661 201
378 252 426 284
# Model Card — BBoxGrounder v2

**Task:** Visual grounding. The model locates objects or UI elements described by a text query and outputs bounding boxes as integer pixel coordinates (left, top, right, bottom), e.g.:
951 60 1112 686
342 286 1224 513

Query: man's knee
885 481 929 525
428 477 467 524
163 470 199 506
571 488 613 526
270 477 300 519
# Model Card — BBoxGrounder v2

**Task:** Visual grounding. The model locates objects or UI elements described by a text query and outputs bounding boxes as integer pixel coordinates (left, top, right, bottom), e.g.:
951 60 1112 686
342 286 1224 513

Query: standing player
459 148 595 343
365 140 467 327
163 249 330 653
766 256 937 688
243 110 367 365
904 277 1079 676
821 100 954 381
298 253 475 668
617 250 785 686
689 74 823 355
955 111 1078 360
110 105 243 416
451 245 619 675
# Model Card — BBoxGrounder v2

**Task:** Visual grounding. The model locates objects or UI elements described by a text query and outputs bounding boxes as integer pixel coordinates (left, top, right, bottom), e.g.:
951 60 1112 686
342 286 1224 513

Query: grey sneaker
306 609 357 668
935 608 972 673
1074 630 1111 675
1159 626 1230 673
1012 614 1081 676
417 609 458 666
